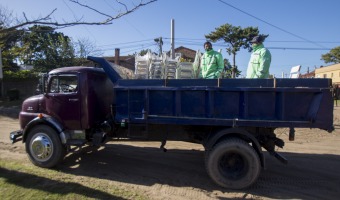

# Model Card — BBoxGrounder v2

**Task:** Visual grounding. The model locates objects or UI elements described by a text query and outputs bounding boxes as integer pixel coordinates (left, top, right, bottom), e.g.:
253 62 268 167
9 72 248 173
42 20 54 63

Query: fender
204 127 265 167
22 116 69 144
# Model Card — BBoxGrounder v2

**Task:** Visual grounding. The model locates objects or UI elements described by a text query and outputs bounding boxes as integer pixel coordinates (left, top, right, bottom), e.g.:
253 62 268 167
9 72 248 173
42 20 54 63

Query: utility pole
154 37 163 55
170 19 175 59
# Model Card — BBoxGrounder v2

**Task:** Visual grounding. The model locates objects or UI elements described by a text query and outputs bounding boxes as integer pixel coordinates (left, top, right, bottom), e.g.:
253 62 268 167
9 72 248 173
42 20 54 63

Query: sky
2 0 340 78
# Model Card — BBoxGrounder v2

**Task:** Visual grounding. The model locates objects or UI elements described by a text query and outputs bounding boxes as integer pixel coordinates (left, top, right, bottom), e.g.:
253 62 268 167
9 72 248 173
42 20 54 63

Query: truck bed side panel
113 79 333 131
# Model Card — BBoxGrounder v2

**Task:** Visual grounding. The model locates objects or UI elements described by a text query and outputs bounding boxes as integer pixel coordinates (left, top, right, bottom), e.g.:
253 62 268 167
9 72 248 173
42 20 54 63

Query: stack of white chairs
149 54 164 79
134 50 151 79
177 62 193 79
164 53 180 79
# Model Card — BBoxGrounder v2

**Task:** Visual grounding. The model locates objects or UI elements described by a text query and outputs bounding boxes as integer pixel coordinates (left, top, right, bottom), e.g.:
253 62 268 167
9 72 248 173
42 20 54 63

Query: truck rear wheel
25 125 65 168
205 138 261 189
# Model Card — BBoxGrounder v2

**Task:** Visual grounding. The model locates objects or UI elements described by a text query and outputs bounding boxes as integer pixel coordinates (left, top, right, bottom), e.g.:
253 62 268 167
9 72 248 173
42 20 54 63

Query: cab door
45 74 81 129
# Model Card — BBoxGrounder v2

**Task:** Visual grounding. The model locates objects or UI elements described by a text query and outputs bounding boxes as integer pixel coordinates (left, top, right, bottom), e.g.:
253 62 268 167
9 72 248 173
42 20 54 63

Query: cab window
49 75 78 93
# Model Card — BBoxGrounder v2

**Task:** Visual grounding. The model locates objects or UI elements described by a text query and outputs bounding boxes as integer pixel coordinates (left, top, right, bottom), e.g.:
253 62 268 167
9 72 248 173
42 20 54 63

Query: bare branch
116 0 129 12
23 12 28 22
0 0 157 34
69 0 112 18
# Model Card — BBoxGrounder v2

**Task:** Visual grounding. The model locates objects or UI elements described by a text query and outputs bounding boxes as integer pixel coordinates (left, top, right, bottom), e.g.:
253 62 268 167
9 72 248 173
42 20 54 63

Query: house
300 70 315 78
315 63 340 85
170 46 197 62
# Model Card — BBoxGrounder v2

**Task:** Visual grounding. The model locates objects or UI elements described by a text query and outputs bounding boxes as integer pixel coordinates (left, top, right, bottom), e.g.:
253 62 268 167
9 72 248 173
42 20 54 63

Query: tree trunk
232 53 236 78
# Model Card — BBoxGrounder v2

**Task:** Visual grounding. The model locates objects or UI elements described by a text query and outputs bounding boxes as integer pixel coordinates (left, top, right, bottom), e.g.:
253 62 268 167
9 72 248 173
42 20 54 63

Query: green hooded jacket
199 49 224 79
246 44 271 78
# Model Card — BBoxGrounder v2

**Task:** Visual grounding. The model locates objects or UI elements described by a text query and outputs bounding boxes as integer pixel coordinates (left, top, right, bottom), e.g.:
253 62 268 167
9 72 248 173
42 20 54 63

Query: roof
104 56 135 70
173 46 197 61
315 63 340 73
300 70 315 78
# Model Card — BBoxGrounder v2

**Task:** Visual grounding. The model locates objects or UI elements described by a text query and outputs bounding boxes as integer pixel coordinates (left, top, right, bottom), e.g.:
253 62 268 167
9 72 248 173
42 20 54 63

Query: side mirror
35 73 48 95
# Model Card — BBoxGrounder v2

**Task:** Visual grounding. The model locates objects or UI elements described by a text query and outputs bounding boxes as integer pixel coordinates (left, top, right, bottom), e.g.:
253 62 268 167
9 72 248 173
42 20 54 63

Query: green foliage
321 46 340 64
205 24 258 55
0 28 24 69
138 49 151 56
3 70 38 80
1 25 77 73
222 59 241 78
128 49 152 57
18 25 76 72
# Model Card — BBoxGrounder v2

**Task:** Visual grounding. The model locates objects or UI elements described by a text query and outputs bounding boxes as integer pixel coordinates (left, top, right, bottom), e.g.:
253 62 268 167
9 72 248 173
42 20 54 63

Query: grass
0 159 147 200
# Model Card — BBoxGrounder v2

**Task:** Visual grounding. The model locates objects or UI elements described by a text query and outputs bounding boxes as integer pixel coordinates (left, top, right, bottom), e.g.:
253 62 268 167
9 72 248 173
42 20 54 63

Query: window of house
323 74 327 78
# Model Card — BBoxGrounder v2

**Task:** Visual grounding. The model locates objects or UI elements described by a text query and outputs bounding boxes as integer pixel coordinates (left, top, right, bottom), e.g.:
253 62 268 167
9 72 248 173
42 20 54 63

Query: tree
0 0 157 36
19 25 75 72
0 7 24 70
205 23 266 78
128 49 152 57
321 46 340 64
74 38 103 65
1 1 157 69
222 58 240 78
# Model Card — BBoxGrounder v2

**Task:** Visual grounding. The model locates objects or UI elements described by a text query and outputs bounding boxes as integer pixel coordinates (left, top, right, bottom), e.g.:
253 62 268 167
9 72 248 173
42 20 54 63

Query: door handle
69 98 79 102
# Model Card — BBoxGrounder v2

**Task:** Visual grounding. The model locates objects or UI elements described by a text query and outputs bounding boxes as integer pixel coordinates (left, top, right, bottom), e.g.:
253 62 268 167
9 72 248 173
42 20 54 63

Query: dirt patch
1 108 340 199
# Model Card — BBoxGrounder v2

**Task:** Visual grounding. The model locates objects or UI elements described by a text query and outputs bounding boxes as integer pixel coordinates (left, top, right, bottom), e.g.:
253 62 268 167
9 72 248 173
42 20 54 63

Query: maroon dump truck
10 57 334 189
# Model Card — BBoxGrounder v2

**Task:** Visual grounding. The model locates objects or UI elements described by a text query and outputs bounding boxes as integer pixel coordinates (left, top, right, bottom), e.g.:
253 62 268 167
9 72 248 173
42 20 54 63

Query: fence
0 78 39 100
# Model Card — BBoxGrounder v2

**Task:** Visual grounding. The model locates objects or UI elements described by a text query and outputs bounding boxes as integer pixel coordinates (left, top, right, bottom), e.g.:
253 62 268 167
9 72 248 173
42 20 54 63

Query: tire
205 138 261 189
25 125 66 168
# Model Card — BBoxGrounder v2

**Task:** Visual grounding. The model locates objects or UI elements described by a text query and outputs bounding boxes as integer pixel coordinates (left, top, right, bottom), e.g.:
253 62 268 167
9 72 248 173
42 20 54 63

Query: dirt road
1 108 340 199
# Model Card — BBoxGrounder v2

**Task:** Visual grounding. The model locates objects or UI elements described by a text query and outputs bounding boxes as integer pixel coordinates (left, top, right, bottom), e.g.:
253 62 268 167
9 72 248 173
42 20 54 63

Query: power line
268 41 340 44
99 42 155 51
216 0 327 48
165 37 333 51
103 0 146 37
96 36 333 56
96 39 155 47
120 43 156 54
267 47 331 50
62 0 98 42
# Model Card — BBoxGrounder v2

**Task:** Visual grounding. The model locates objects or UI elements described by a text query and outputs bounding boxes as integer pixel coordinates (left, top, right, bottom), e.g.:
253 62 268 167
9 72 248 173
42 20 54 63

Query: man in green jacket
246 36 271 78
200 42 224 79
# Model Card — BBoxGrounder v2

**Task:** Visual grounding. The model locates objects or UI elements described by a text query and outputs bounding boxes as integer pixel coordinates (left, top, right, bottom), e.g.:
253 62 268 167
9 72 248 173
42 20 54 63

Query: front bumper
10 130 23 144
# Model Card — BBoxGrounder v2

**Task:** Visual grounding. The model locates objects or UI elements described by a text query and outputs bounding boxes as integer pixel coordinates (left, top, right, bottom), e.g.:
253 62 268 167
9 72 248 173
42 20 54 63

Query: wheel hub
31 135 52 161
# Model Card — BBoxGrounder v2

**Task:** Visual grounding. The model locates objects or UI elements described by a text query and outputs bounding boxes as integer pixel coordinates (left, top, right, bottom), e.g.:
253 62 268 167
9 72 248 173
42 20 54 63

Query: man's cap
251 36 264 43
204 41 212 47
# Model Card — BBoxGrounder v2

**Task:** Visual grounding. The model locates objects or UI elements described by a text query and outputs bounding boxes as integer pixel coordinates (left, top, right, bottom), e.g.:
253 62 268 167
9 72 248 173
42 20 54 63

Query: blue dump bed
113 78 333 132
88 56 333 132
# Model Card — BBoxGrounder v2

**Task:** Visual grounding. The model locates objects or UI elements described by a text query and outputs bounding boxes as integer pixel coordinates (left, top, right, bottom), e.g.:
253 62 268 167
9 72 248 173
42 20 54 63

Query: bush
3 70 38 80
7 88 20 101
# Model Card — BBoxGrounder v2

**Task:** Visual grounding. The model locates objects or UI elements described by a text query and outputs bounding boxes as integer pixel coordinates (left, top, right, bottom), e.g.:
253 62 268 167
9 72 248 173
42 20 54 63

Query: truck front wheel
25 125 65 168
205 138 261 189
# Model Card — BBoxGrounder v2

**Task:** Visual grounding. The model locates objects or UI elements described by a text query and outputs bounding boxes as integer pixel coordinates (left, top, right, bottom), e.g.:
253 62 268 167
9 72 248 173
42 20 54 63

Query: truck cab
12 66 115 168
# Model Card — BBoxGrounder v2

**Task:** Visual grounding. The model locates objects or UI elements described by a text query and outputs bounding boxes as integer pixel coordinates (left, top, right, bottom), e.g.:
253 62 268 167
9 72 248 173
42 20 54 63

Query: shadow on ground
57 141 340 200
